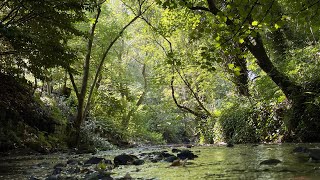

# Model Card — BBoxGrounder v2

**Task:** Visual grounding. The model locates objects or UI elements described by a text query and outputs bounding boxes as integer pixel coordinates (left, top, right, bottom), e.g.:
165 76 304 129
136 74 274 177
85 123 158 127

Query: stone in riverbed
292 146 309 153
260 159 281 165
52 167 63 175
172 148 182 153
159 151 174 158
67 159 79 165
85 157 112 165
164 155 179 162
308 148 320 160
114 154 139 166
292 147 320 161
177 150 198 160
133 159 145 165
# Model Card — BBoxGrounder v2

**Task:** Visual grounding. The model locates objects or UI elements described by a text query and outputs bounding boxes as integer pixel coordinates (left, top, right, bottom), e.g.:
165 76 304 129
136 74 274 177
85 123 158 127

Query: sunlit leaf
228 63 235 69
252 21 258 26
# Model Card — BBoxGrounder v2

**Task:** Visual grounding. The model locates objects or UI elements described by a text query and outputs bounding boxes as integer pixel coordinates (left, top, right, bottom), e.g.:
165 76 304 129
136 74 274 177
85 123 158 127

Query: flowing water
0 143 320 179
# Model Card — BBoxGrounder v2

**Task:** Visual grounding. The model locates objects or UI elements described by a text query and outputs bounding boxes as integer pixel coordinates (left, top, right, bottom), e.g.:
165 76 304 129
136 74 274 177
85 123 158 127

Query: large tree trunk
246 33 302 100
70 7 101 147
203 0 317 139
205 0 301 100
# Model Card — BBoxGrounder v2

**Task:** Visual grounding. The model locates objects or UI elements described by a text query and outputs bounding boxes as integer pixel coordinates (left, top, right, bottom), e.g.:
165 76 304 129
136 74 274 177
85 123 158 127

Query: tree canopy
1 0 320 151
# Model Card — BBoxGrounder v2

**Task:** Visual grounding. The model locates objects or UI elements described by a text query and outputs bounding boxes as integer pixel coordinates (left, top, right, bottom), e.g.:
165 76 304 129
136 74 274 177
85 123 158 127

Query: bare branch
171 75 203 117
176 69 212 117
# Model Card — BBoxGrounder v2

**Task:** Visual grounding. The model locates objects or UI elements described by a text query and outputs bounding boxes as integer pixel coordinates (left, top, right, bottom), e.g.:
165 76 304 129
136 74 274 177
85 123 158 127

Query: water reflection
0 144 320 179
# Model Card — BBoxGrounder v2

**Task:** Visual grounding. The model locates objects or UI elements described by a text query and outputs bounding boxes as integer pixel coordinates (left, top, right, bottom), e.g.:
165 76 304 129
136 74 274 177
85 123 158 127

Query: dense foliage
1 0 320 152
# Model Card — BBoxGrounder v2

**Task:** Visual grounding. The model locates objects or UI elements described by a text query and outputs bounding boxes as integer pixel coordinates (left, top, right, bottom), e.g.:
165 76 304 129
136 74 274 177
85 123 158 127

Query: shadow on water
1 143 320 179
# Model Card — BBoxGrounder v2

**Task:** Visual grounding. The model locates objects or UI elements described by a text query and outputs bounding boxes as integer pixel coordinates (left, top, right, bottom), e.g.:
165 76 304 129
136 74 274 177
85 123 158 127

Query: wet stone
260 159 282 165
159 151 174 158
171 148 181 153
133 159 145 165
227 143 234 148
293 147 309 153
177 150 198 160
164 156 179 162
85 157 107 165
308 148 320 160
52 167 63 175
114 154 138 166
67 159 79 165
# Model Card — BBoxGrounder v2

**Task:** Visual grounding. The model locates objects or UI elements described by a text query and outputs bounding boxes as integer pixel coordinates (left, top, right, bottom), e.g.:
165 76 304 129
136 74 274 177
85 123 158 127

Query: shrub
218 104 259 143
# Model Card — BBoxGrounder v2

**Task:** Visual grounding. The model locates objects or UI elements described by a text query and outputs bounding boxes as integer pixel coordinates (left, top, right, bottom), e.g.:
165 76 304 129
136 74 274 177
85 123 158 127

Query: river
0 143 319 179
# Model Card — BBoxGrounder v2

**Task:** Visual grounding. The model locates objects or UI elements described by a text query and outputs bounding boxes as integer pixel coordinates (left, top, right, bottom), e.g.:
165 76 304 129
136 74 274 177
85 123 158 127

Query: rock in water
85 157 106 165
292 146 309 153
308 148 320 160
67 159 79 165
260 159 281 165
226 143 234 148
177 150 198 160
133 159 145 165
159 151 174 158
114 154 138 166
164 156 179 162
172 148 182 153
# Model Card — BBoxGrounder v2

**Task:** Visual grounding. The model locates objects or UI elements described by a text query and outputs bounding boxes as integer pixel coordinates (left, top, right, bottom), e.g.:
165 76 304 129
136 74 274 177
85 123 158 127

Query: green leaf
239 38 244 44
234 66 241 72
274 24 280 30
234 71 241 76
228 63 235 69
252 21 258 26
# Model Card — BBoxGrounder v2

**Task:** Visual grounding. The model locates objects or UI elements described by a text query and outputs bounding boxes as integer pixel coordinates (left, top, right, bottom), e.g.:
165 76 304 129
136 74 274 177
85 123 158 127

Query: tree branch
176 69 212 117
141 15 210 118
84 6 145 116
68 69 79 99
171 75 203 117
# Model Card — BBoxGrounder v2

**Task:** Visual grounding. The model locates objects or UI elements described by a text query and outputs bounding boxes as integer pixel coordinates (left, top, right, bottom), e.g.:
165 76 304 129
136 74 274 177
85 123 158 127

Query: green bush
218 104 259 143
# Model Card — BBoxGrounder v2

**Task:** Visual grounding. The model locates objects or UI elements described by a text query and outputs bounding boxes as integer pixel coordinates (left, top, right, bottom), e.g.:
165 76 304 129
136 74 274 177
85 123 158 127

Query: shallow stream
1 143 320 179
